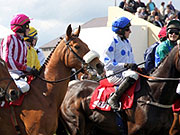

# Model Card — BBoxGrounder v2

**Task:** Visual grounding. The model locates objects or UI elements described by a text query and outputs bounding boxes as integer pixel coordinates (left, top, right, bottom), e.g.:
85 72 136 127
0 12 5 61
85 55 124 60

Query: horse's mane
39 37 63 73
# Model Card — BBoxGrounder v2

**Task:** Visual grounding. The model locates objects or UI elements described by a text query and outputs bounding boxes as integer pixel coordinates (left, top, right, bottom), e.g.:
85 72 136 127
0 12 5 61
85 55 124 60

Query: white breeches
9 71 30 93
107 69 139 85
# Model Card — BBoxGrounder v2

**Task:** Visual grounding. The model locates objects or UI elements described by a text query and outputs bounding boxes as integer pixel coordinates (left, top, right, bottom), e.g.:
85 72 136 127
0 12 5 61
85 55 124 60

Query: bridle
65 37 87 66
34 37 94 83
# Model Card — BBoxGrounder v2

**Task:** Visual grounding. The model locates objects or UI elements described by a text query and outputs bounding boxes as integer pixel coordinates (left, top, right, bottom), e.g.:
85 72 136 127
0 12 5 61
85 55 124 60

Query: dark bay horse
59 44 180 135
0 24 104 135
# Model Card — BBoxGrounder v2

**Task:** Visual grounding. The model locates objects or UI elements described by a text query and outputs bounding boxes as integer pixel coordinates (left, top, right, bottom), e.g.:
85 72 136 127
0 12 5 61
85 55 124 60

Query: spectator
119 0 127 9
167 0 175 13
153 15 164 28
135 0 146 9
141 7 149 20
159 2 166 18
147 10 156 23
164 5 174 22
146 0 156 14
144 26 167 73
124 0 137 14
135 7 146 19
164 13 176 25
135 7 143 18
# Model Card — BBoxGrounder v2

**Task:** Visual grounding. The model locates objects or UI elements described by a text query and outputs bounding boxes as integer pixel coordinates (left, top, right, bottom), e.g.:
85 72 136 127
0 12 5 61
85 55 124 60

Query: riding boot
108 77 136 110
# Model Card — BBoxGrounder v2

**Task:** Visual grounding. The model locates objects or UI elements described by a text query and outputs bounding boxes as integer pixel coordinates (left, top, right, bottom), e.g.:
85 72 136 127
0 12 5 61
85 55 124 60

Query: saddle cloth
89 78 139 111
172 99 180 112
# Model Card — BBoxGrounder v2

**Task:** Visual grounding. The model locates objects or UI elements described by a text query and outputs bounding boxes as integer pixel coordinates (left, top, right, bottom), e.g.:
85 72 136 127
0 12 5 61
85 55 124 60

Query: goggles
168 29 180 35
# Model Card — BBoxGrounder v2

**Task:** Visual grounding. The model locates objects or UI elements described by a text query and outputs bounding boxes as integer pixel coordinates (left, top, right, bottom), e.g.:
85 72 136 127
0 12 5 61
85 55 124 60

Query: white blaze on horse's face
83 50 100 64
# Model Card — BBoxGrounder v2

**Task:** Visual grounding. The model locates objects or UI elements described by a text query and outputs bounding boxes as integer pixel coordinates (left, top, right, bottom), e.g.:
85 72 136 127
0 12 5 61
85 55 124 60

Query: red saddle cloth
0 75 34 108
89 78 138 111
172 99 180 112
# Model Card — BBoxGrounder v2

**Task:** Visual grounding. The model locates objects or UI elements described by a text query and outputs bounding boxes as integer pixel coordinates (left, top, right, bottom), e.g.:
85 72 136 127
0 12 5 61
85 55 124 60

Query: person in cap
0 14 37 95
103 16 138 111
24 26 41 70
155 19 180 67
144 26 167 73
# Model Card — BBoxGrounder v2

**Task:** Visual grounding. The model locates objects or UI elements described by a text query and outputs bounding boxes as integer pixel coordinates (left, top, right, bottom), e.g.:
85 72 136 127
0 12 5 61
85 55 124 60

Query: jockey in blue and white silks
103 17 138 111
103 33 136 84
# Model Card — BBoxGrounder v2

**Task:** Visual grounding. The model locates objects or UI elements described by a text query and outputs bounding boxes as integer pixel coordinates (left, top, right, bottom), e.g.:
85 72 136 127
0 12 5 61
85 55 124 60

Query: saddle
89 78 140 111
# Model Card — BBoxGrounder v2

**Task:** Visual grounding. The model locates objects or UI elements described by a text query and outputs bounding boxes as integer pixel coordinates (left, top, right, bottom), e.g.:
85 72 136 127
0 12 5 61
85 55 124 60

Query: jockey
103 17 139 111
155 19 180 95
155 19 180 67
24 26 41 70
0 14 36 94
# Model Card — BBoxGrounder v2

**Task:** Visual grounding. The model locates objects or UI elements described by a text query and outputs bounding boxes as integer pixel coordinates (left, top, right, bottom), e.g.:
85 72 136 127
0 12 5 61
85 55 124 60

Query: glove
30 67 39 76
124 63 137 70
25 66 32 72
25 66 39 76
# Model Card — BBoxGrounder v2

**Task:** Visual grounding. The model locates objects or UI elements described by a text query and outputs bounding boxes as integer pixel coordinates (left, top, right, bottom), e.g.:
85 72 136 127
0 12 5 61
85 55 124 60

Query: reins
20 37 92 84
35 67 83 83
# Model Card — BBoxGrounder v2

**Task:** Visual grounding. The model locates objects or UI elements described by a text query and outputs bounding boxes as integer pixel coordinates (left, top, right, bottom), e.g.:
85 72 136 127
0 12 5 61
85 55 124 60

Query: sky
0 0 179 47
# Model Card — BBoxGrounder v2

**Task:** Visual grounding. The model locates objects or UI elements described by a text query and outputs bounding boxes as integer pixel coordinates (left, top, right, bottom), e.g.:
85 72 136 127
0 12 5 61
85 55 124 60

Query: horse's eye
74 45 80 49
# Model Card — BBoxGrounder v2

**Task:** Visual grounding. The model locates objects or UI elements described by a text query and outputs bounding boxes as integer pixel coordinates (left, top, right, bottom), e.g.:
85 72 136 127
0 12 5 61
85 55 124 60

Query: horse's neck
149 56 178 104
40 45 71 105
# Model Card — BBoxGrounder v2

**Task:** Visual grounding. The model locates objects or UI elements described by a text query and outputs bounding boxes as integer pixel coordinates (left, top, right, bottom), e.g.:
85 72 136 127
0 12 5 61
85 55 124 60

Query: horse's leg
126 107 146 135
66 111 85 135
169 112 180 135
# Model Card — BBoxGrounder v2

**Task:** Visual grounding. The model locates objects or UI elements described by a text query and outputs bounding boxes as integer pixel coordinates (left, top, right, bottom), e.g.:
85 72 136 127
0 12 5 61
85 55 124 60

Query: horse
0 24 104 135
58 44 180 135
0 58 19 102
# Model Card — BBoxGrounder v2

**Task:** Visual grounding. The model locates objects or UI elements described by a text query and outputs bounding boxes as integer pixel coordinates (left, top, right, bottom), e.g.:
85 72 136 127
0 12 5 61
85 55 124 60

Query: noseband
64 37 94 72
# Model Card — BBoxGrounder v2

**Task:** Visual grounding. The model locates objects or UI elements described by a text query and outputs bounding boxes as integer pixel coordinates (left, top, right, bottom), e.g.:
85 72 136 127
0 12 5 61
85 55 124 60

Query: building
40 7 161 63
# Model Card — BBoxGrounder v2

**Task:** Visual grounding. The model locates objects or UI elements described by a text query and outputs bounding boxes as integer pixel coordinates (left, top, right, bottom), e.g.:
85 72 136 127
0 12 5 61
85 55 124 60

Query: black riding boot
108 77 136 110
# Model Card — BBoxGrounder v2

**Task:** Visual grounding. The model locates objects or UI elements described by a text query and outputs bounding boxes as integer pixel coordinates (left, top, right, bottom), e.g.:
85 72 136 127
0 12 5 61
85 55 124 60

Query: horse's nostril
96 63 104 69
96 63 104 74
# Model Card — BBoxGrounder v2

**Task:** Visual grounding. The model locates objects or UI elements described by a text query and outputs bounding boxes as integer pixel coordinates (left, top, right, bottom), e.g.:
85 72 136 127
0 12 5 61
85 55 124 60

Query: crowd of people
119 0 179 28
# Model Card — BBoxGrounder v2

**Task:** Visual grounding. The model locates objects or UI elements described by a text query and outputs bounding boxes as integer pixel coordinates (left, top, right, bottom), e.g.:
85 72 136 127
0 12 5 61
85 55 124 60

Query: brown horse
58 44 180 135
0 24 104 135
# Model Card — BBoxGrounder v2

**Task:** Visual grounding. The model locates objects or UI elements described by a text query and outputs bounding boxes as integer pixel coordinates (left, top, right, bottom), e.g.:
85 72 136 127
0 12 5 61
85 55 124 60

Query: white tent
79 26 148 64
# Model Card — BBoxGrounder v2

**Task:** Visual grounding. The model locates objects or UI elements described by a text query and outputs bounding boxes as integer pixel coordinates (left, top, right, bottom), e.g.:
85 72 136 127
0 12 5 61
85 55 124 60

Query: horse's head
0 58 20 102
62 24 104 75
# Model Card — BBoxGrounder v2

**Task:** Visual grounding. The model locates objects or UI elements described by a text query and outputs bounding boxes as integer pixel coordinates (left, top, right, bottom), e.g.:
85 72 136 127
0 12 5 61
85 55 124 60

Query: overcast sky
0 0 179 47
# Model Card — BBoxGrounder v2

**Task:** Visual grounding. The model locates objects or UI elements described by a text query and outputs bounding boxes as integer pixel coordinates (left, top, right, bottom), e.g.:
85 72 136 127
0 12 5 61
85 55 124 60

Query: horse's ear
74 25 81 37
66 24 72 41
